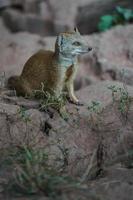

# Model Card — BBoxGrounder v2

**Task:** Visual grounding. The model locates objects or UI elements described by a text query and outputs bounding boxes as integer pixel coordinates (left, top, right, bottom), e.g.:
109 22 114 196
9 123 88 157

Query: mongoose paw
68 97 84 106
74 101 84 106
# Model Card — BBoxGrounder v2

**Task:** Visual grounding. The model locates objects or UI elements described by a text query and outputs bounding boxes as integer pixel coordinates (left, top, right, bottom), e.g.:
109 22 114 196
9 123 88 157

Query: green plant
87 101 102 131
57 144 69 171
2 146 78 198
108 85 132 121
33 83 66 110
39 92 66 112
33 82 68 119
88 101 102 114
18 107 31 122
98 6 133 32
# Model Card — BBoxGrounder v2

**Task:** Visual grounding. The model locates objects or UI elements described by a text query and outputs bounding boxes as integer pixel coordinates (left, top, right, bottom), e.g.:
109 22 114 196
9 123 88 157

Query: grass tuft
108 85 132 122
1 146 78 198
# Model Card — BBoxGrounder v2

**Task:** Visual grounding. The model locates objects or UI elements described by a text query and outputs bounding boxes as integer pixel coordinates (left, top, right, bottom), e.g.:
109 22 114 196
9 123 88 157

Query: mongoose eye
72 41 81 46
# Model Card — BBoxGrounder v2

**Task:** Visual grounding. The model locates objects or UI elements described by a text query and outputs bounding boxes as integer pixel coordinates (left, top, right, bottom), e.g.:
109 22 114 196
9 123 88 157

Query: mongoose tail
8 76 32 96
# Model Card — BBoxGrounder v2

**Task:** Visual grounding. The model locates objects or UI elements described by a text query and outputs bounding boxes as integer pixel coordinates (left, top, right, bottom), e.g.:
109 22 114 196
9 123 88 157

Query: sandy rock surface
1 0 133 35
0 80 133 199
0 81 133 174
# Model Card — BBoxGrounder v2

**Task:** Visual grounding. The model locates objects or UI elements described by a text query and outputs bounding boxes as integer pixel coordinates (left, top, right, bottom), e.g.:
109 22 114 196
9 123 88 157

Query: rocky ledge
0 81 133 199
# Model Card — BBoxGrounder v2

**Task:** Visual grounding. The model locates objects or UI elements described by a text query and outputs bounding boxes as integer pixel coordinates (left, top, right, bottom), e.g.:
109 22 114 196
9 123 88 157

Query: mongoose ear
57 35 63 46
74 27 80 34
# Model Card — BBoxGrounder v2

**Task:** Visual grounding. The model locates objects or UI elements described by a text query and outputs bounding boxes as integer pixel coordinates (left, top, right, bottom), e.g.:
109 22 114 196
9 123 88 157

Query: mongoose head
55 28 92 57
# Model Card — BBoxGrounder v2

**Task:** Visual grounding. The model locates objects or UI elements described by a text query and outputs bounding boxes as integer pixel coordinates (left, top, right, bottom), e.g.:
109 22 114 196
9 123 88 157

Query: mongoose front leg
66 81 83 105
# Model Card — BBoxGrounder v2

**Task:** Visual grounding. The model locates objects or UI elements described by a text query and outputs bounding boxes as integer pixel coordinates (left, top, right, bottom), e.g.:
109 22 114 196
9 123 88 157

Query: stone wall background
0 0 133 36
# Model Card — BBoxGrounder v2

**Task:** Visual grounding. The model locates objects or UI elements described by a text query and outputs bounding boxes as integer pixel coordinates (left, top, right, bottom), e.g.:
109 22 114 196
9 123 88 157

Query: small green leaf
98 15 114 31
116 6 125 14
116 6 133 21
124 10 133 20
24 147 32 161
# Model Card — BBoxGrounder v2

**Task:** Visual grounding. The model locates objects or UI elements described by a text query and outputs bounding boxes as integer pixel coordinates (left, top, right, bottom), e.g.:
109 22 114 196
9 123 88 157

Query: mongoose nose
88 47 92 51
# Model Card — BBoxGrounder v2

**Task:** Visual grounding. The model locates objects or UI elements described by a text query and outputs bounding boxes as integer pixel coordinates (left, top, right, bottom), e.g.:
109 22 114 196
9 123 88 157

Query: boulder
0 81 133 176
2 8 55 36
0 80 133 199
23 0 53 20
0 0 22 8
88 166 133 200
44 0 90 32
83 24 133 87
0 0 11 8
76 0 133 34
0 18 55 80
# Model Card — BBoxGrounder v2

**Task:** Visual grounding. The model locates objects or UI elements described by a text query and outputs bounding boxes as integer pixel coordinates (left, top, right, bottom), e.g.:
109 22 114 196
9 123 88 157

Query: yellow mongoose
8 28 92 105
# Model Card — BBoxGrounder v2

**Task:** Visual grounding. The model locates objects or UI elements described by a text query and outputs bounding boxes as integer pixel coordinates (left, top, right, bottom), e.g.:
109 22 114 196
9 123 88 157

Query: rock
0 80 133 199
83 24 133 87
1 0 92 34
26 14 54 36
0 101 50 155
2 9 26 32
49 80 133 176
2 8 55 36
0 0 22 9
0 0 11 8
23 0 53 21
76 0 133 34
0 81 133 176
0 31 44 78
22 0 39 13
72 24 133 89
1 0 133 35
1 167 133 199
88 166 133 200
0 17 55 79
0 18 10 37
1 1 54 35
39 1 53 20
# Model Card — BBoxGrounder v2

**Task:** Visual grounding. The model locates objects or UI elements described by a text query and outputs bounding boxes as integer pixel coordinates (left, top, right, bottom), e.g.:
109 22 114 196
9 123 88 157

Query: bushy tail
7 76 24 96
8 76 31 96
8 76 20 90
